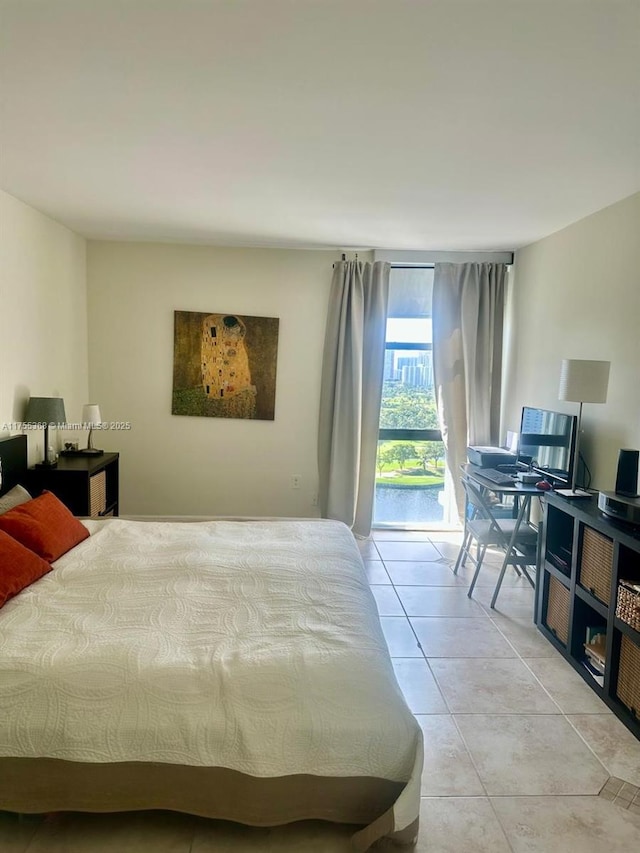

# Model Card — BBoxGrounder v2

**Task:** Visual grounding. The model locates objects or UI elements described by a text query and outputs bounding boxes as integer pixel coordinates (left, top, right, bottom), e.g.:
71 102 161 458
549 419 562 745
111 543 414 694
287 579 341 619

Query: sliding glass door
374 267 446 527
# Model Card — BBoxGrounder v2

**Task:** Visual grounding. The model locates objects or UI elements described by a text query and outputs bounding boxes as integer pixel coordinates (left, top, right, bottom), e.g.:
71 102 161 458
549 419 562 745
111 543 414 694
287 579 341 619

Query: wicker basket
545 575 570 646
616 581 640 633
579 527 614 604
89 471 107 517
617 634 640 721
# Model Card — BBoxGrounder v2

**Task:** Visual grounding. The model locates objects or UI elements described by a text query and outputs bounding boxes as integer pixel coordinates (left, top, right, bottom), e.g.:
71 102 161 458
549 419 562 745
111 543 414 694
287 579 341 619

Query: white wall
87 242 335 516
503 192 640 492
0 190 88 465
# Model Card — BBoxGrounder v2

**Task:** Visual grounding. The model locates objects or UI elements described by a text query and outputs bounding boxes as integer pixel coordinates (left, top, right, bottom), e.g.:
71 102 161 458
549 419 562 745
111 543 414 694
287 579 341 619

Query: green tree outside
392 443 415 470
418 440 445 471
376 380 444 488
377 444 397 476
379 383 439 430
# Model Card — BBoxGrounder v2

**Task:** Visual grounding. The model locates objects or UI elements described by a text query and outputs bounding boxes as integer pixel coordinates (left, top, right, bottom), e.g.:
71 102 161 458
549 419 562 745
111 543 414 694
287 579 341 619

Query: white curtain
318 260 390 537
433 262 507 522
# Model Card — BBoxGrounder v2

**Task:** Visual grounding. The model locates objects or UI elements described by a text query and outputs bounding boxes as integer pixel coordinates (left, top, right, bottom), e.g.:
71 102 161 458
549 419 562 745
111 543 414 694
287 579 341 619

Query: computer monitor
518 406 578 485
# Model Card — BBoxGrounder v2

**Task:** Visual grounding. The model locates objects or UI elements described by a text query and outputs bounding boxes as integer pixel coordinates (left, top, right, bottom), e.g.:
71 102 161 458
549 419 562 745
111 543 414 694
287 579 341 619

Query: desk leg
490 496 530 610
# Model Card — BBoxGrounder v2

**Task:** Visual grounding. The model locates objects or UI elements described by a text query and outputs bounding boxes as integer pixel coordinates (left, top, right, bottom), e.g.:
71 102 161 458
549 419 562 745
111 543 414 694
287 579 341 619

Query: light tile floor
2 529 640 852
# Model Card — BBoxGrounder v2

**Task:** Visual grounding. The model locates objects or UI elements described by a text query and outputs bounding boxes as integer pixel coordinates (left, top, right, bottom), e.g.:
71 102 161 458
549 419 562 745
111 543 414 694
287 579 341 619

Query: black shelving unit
537 491 640 740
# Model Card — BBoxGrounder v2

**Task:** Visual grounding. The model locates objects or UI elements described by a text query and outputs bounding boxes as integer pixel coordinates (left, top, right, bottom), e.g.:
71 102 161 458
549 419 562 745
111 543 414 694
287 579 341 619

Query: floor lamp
558 359 610 497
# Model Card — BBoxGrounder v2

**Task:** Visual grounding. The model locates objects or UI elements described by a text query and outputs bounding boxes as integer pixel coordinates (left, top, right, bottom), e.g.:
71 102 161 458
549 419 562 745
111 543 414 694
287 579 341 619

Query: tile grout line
484 797 518 853
379 545 456 718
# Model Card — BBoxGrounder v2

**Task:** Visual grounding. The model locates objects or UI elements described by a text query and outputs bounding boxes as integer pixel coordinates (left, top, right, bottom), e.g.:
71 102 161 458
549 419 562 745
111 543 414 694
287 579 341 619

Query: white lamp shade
559 359 610 404
82 404 102 426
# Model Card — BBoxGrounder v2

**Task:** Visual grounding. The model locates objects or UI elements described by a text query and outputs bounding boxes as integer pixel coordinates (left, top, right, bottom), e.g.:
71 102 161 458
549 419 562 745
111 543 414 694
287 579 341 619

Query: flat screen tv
518 406 578 485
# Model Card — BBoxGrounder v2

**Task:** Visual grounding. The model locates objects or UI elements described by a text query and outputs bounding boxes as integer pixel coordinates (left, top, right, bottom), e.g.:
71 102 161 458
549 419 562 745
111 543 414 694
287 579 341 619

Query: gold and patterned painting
172 311 279 420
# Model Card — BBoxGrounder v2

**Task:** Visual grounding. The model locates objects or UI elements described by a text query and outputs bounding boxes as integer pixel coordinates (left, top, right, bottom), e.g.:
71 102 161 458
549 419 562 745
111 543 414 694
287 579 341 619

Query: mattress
0 518 422 849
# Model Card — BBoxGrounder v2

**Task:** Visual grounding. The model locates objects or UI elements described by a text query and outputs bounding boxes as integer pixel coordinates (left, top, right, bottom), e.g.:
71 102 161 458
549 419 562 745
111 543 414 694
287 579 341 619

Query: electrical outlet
291 474 301 489
311 492 318 506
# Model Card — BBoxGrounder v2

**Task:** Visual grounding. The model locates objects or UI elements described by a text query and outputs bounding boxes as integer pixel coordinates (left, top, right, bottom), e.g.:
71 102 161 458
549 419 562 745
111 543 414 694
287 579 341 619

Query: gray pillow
0 484 32 515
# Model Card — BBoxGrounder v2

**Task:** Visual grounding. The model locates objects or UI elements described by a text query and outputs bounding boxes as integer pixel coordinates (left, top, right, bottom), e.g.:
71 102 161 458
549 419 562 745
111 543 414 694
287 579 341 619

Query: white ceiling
1 0 638 251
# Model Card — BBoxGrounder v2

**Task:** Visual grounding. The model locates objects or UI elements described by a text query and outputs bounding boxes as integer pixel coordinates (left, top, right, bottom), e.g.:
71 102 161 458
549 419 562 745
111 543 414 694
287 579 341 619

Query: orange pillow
0 490 89 562
0 530 52 608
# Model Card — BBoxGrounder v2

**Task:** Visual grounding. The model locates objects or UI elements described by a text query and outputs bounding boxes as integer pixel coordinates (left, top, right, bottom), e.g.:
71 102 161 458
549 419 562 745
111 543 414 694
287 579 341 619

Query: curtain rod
333 252 359 268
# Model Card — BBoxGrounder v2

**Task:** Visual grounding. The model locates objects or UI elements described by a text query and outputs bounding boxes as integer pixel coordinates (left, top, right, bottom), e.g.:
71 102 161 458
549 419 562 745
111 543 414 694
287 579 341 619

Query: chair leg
467 544 487 598
453 531 472 575
519 564 536 588
490 498 531 609
489 556 509 609
460 531 472 568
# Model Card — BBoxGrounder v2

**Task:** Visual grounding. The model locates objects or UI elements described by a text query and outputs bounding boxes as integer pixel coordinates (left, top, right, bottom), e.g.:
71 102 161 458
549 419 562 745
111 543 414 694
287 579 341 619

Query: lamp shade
559 359 610 404
25 396 66 424
82 404 102 426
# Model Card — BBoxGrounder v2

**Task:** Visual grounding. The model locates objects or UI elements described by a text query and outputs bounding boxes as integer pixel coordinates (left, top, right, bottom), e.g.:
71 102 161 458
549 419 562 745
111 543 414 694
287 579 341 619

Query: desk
462 464 545 609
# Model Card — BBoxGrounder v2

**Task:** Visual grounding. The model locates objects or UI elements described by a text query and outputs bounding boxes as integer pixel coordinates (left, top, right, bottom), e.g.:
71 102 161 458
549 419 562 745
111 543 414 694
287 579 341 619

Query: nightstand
29 453 119 517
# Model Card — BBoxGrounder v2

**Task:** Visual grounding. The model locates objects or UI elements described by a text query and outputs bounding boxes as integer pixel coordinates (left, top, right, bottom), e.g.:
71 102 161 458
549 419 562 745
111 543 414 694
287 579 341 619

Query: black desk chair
454 475 538 603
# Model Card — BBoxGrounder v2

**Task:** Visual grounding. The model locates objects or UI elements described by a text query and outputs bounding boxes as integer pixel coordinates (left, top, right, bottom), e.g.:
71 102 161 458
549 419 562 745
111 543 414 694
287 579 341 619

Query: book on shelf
547 550 570 573
582 657 605 687
585 626 606 645
584 640 606 660
584 649 605 675
583 627 606 674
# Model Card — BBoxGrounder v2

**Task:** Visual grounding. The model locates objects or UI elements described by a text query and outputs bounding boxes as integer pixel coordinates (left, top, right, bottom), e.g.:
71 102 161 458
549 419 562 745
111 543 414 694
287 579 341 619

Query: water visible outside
374 484 444 526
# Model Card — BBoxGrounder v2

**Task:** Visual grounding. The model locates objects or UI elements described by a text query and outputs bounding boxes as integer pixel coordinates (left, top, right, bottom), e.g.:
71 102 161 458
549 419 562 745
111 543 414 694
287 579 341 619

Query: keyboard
477 468 517 486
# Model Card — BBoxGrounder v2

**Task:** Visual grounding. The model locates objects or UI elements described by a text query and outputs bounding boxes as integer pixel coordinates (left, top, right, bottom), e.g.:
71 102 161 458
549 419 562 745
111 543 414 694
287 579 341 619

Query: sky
386 317 432 344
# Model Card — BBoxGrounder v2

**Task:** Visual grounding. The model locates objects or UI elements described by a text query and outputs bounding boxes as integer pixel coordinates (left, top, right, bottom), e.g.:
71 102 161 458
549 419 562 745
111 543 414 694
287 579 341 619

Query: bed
0 435 423 850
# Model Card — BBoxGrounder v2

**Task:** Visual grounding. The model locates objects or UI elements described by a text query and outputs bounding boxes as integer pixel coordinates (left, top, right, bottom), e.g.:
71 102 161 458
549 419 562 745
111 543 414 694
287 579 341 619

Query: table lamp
82 404 104 455
558 359 610 497
25 396 66 468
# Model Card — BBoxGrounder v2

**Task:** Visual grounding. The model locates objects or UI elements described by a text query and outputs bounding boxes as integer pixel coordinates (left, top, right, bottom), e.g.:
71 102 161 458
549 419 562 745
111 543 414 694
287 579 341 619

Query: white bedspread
0 519 422 827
